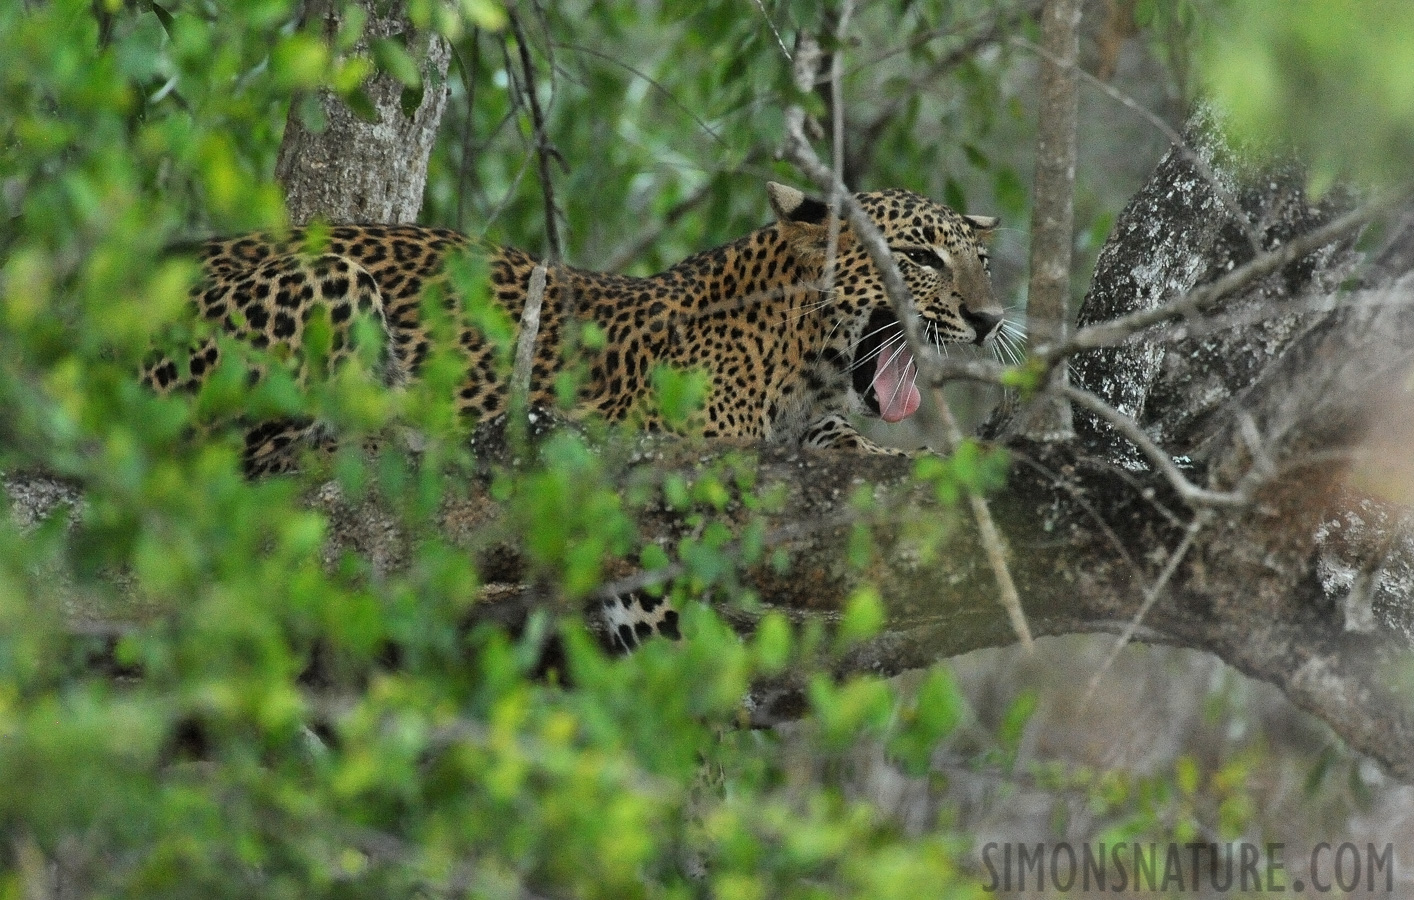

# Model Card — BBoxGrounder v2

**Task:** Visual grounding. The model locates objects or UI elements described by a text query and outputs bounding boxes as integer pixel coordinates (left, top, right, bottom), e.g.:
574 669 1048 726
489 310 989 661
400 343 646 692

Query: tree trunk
274 0 450 224
1015 0 1081 440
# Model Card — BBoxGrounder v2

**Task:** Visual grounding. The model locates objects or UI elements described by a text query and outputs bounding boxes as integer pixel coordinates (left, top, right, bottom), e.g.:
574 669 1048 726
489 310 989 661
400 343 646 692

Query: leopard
146 181 1004 651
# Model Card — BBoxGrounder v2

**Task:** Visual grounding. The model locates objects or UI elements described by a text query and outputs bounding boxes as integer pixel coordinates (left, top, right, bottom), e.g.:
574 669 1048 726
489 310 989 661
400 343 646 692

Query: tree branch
508 11 563 263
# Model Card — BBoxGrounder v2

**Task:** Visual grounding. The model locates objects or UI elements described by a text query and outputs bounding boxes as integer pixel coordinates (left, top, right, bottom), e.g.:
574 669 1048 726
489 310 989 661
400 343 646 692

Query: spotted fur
146 182 1001 474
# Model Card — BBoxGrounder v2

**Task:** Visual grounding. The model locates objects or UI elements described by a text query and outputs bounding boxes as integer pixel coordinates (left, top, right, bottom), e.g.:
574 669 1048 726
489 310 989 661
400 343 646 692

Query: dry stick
508 11 562 263
509 263 549 424
1011 35 1263 254
935 392 1034 649
780 124 1034 651
752 0 793 61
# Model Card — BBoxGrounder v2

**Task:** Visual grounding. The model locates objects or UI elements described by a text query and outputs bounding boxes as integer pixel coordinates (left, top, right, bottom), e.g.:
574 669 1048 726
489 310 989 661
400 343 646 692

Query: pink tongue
872 345 922 423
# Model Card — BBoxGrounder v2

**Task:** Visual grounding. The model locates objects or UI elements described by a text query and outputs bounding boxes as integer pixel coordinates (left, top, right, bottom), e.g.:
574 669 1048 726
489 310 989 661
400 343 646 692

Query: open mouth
852 309 923 423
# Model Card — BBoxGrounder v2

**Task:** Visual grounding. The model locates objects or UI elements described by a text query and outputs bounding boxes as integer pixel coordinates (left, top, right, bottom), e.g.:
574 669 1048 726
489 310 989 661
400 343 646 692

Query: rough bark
9 125 1414 780
274 0 450 224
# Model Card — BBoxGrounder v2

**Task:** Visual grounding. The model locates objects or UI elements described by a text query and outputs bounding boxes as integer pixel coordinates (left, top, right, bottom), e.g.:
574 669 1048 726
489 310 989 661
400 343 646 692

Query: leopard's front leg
799 413 910 456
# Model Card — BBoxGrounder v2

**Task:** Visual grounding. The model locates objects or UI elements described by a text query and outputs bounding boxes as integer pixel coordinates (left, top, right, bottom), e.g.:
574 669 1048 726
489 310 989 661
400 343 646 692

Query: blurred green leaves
1204 0 1414 188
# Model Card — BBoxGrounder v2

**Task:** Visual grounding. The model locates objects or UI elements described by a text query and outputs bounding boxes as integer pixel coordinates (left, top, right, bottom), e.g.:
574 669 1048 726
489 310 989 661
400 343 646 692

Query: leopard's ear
767 181 831 225
767 182 847 267
964 214 1000 240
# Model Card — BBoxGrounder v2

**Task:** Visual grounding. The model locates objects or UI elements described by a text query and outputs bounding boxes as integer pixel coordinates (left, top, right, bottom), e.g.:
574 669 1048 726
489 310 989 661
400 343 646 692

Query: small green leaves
650 363 711 429
837 585 885 649
913 439 1009 506
887 667 965 776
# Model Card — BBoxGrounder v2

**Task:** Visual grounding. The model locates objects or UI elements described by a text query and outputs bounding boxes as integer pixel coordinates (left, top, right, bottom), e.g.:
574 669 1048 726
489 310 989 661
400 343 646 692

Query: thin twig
1078 397 1289 706
553 42 727 149
1013 452 1142 572
508 10 563 263
752 0 793 61
506 10 565 451
918 356 1252 508
451 30 480 230
936 389 1034 649
1059 385 1247 506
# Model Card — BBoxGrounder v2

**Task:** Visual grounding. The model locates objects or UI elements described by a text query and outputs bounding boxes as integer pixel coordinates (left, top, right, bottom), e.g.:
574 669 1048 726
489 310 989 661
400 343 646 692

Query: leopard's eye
899 248 941 268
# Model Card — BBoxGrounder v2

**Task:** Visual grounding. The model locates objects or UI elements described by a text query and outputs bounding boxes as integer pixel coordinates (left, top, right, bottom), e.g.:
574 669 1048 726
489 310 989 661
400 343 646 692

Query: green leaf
837 585 884 648
343 87 379 123
371 37 423 89
149 2 175 36
650 363 711 429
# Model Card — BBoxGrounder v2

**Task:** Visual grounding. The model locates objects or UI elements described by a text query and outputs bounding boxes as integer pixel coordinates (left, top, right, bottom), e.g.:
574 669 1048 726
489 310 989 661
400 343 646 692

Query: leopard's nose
962 308 1003 345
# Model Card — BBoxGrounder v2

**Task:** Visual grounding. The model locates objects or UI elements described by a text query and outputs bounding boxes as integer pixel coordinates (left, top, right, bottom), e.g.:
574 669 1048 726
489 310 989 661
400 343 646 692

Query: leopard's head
768 182 1003 424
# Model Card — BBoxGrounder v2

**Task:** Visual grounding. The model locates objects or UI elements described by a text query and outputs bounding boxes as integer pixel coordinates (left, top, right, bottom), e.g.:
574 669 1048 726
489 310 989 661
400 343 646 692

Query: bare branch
1059 385 1247 506
950 405 1033 649
751 0 793 61
920 357 1252 508
550 42 727 150
1038 198 1391 363
508 262 548 439
508 10 562 263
